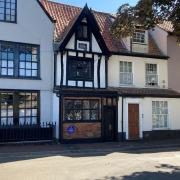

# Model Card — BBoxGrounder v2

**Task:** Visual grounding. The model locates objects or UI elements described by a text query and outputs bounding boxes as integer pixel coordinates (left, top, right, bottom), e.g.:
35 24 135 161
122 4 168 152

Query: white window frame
132 30 146 44
152 101 169 130
145 63 159 87
119 61 133 86
77 40 90 51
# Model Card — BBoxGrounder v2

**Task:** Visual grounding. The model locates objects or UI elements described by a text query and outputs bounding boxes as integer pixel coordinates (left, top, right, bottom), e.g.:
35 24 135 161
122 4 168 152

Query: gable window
120 61 133 85
67 56 93 81
77 23 89 41
0 0 17 22
152 101 168 129
146 64 158 87
0 91 39 125
133 30 146 44
0 41 40 79
64 99 101 121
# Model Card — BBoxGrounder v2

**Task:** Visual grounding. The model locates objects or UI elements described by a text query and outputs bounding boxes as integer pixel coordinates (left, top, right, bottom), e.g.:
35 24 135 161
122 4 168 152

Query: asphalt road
0 145 180 180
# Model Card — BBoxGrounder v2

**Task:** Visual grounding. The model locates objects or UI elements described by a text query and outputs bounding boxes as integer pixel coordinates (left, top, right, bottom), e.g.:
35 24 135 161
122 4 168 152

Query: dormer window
0 0 17 22
133 30 146 44
77 23 89 41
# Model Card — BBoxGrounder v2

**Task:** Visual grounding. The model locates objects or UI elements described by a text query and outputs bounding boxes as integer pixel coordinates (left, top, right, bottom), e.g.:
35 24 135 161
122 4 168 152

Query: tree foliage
111 0 180 41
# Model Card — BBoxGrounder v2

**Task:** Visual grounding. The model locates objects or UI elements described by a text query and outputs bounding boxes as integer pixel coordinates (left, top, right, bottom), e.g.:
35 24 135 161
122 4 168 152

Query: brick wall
63 122 101 140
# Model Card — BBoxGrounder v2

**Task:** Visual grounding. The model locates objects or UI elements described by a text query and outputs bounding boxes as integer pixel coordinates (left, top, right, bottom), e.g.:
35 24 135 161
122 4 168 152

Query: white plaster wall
52 94 59 139
0 0 54 123
40 90 53 123
0 0 54 90
92 34 102 53
66 34 75 49
56 53 61 86
150 26 168 55
118 97 180 138
100 56 106 88
108 55 168 89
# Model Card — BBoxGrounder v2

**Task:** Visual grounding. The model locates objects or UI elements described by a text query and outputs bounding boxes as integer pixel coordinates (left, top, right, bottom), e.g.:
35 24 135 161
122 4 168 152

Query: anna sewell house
0 0 180 143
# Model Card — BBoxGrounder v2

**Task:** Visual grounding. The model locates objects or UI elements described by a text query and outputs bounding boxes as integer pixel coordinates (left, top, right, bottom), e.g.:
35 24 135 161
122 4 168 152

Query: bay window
64 99 101 121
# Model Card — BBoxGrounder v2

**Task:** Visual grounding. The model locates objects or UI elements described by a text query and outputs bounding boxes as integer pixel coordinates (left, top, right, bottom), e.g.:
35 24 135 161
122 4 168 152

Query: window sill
145 85 159 88
132 42 147 45
152 128 170 131
0 20 17 24
0 76 42 80
120 84 134 87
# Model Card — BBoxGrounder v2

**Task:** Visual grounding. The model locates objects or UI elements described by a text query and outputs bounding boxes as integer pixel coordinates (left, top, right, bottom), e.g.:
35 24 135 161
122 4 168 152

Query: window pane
120 61 133 85
18 92 38 125
146 64 158 86
0 92 14 125
19 45 39 78
64 99 100 121
68 57 93 81
152 101 168 129
0 42 15 76
0 0 17 22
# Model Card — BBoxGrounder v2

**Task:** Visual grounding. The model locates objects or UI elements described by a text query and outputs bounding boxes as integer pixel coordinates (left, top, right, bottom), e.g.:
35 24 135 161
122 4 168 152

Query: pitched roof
40 0 163 57
158 21 174 33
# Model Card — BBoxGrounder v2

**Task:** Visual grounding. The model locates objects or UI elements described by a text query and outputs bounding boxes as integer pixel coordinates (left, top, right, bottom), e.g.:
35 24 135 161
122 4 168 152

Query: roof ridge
45 0 113 17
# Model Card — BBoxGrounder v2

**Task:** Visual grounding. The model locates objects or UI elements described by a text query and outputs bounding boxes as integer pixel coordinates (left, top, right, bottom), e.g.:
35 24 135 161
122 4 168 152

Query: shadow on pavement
95 164 180 180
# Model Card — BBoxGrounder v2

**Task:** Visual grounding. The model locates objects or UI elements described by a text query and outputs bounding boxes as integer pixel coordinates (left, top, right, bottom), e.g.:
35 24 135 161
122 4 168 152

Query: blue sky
51 0 138 13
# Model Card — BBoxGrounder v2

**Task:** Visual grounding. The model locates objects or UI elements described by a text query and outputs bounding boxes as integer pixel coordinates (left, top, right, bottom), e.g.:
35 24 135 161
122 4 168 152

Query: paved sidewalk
0 139 180 180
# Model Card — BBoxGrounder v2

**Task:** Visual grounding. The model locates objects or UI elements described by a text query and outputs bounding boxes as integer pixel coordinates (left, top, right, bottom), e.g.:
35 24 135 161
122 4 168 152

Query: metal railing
146 74 158 87
0 122 56 143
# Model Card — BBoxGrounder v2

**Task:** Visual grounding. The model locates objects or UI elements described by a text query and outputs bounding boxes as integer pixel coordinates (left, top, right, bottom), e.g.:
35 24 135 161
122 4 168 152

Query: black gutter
110 51 169 60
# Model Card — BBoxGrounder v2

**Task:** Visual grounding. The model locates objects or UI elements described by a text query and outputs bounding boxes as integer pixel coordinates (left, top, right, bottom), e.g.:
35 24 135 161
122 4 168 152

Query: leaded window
0 91 39 125
64 99 100 121
67 56 93 81
19 45 39 77
152 101 168 129
120 61 133 85
0 0 17 22
0 92 13 125
19 92 38 125
146 64 158 87
0 42 15 76
0 41 40 79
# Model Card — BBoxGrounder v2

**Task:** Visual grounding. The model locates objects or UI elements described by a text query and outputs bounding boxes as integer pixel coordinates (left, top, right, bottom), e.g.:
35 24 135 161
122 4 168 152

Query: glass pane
83 110 90 120
91 110 99 120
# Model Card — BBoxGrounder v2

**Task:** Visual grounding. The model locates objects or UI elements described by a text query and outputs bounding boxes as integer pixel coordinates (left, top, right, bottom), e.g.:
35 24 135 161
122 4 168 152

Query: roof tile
40 0 163 56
